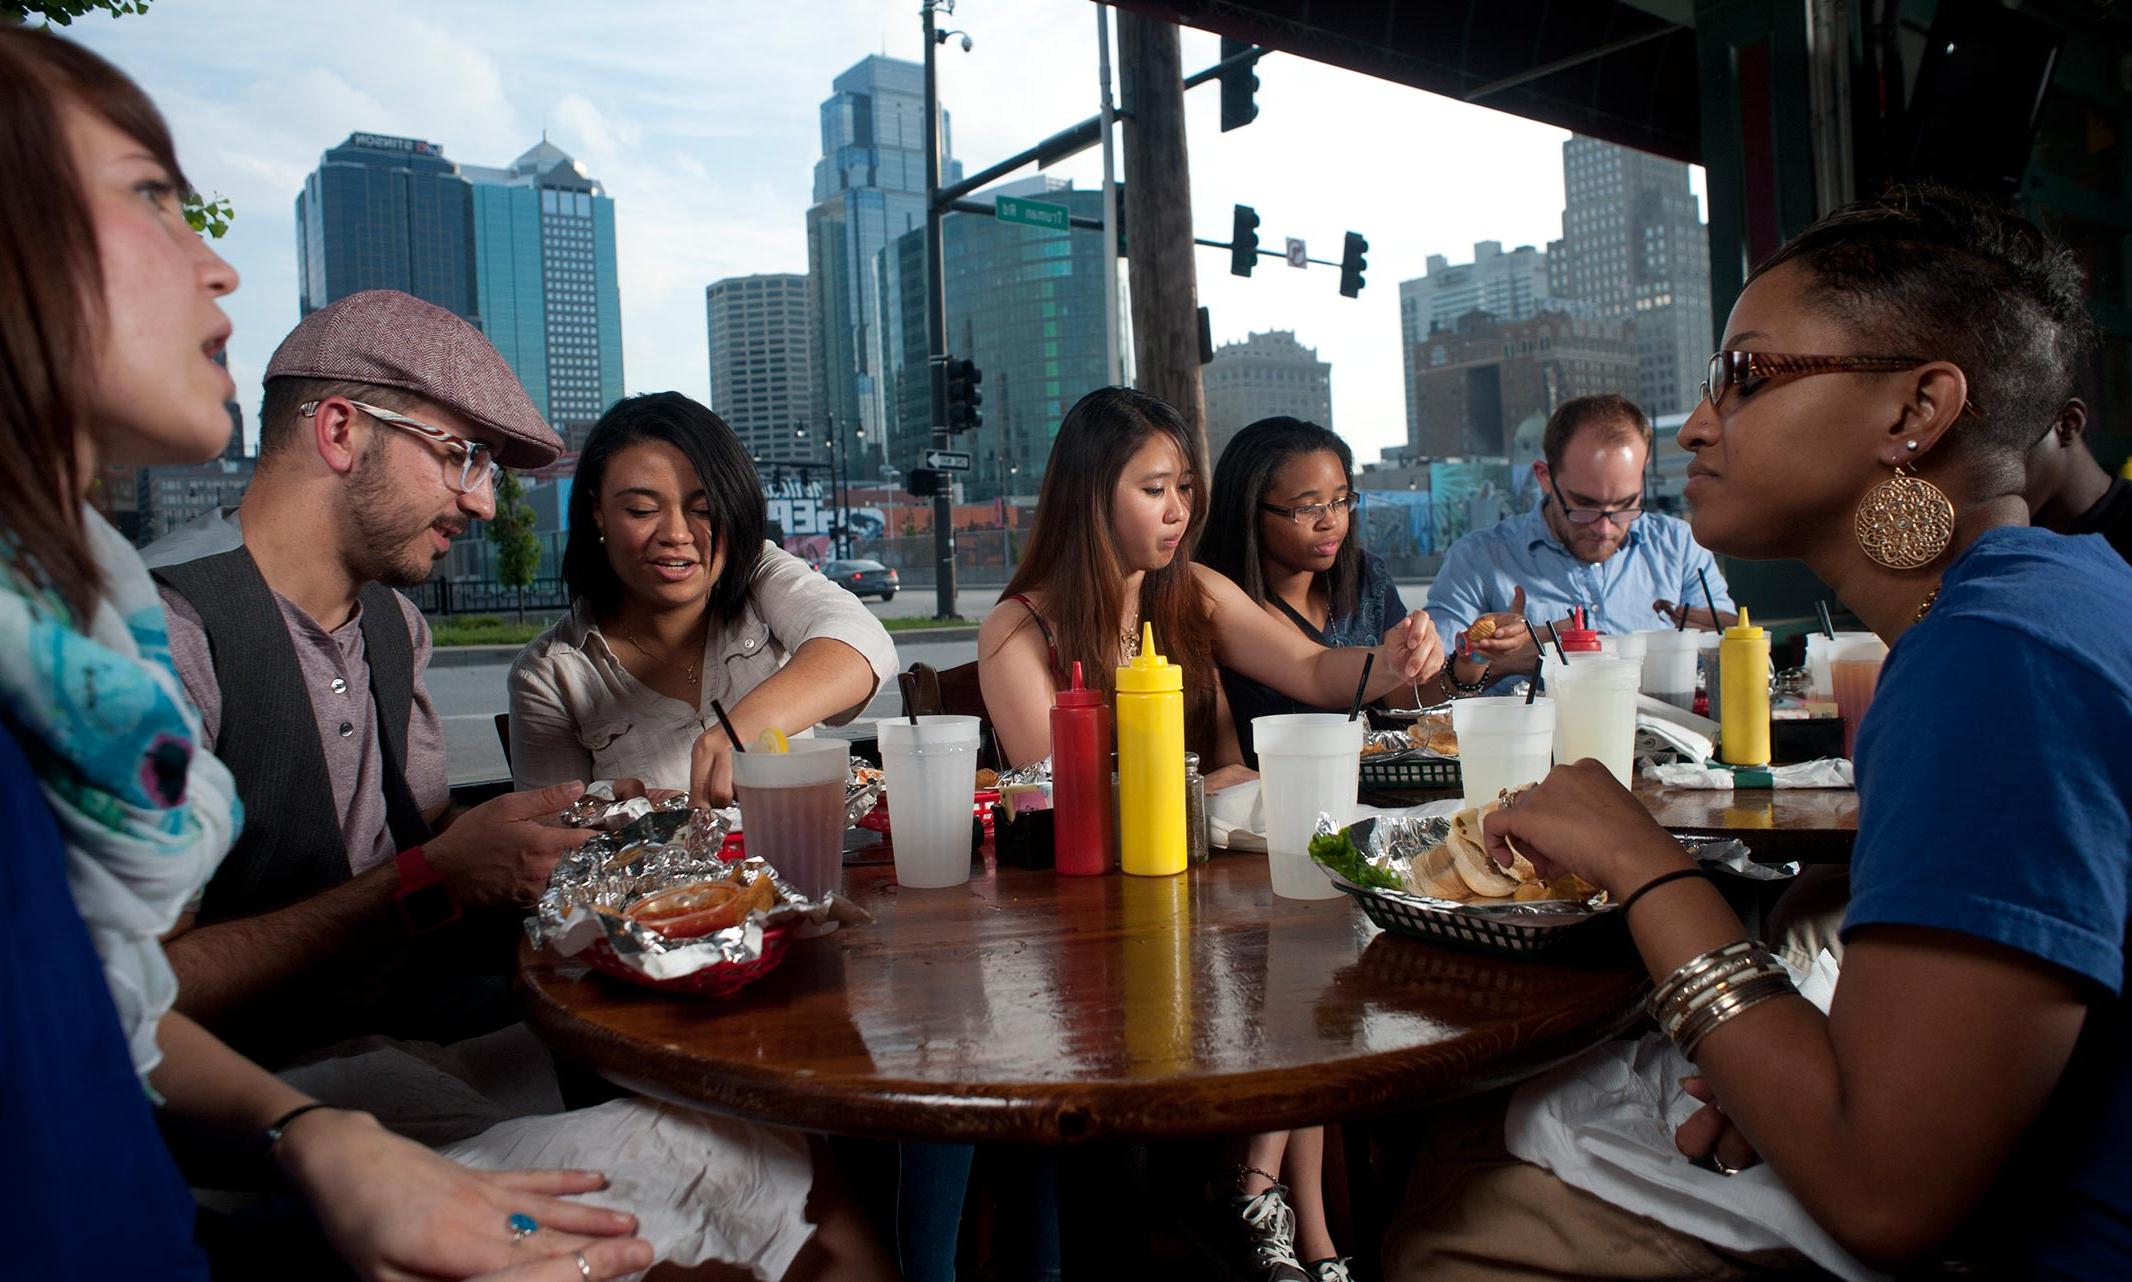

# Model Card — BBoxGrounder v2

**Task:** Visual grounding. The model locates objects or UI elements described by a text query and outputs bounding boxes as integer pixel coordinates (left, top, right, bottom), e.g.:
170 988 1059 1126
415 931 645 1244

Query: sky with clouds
63 0 1697 465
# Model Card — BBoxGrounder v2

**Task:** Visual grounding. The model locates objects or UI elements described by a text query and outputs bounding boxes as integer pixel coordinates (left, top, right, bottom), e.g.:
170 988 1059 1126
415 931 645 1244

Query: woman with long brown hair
0 24 648 1280
979 385 1444 782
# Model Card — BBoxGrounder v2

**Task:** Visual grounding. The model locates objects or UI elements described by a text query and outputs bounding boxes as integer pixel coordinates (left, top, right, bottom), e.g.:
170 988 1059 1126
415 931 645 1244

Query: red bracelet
1618 866 1715 918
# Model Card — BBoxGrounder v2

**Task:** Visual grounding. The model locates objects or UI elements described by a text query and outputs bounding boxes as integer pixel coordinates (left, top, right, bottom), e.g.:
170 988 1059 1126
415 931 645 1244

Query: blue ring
508 1212 539 1242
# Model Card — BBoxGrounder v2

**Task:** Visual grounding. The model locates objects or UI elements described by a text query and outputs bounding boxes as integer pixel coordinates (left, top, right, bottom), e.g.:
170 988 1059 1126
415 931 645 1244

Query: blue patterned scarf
0 508 241 1081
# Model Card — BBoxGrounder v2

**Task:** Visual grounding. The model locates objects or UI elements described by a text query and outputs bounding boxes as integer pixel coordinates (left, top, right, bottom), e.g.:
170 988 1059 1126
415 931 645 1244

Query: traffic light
1339 231 1368 298
906 467 947 498
944 358 984 433
1219 37 1259 132
1230 205 1260 277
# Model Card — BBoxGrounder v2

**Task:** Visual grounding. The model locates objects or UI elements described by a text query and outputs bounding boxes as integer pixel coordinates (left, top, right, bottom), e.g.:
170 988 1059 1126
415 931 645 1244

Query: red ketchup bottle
1558 606 1602 656
1050 661 1114 876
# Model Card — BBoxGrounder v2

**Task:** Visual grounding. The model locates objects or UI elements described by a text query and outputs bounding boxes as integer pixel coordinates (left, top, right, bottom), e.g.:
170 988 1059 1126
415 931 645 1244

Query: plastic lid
1558 606 1601 651
1115 621 1182 692
1724 606 1765 641
1055 659 1105 707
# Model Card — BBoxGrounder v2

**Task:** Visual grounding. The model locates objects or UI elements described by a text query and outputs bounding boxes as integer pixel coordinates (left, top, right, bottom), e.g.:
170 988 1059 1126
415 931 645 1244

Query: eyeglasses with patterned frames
1699 351 1982 419
300 399 502 494
1260 495 1359 525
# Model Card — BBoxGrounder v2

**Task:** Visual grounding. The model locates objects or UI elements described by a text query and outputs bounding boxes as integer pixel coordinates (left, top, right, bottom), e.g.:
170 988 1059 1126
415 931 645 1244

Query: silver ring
1698 1152 1744 1177
574 1249 592 1280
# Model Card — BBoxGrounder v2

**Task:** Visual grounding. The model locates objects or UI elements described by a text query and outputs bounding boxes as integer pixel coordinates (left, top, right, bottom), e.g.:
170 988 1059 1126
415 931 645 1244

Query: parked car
824 558 898 601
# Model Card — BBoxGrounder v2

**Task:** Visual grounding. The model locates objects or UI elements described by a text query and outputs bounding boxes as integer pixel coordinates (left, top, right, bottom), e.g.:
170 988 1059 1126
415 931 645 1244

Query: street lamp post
923 0 962 619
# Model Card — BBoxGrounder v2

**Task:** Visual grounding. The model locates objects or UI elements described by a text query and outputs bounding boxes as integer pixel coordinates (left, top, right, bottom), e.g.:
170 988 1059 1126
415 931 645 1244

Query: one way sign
923 449 972 471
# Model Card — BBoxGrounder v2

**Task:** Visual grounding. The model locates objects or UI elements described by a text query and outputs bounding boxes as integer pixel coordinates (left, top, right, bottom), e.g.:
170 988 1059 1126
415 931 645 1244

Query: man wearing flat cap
144 289 589 1060
144 292 893 1281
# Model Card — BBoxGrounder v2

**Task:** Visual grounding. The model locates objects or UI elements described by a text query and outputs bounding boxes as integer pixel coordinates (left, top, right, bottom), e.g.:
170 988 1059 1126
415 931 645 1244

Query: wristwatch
393 845 462 935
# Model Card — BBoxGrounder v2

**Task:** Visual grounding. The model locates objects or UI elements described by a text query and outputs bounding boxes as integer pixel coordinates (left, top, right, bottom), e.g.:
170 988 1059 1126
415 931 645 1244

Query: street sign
924 449 973 471
996 194 1070 231
1286 237 1307 268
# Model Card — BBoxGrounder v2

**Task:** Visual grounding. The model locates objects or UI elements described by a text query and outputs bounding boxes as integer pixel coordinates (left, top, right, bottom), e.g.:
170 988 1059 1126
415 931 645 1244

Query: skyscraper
805 56 958 476
1398 241 1554 444
881 178 1115 500
463 138 625 446
707 274 816 467
297 132 478 321
1548 135 1712 417
1203 330 1334 463
1409 309 1636 460
297 132 623 445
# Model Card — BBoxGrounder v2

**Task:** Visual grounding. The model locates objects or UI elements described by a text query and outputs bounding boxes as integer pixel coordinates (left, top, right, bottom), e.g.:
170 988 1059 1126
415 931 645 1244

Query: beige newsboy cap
265 290 564 468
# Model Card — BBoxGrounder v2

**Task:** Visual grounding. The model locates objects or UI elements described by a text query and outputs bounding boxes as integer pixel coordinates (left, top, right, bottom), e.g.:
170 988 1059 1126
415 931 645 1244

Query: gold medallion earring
1854 442 1954 571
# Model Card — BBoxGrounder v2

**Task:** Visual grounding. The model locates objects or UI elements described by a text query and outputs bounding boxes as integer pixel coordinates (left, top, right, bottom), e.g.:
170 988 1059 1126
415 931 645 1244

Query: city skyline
64 0 1701 466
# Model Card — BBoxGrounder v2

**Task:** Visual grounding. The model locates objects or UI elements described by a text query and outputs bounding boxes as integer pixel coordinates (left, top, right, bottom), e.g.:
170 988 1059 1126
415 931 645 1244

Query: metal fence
403 576 572 617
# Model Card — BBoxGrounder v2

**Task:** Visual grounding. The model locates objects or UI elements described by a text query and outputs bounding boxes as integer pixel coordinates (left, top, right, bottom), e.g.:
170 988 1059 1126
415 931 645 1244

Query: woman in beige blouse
508 393 897 802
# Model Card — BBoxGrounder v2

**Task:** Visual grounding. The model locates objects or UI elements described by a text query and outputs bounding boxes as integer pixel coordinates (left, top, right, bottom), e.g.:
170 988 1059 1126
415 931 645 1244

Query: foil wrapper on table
529 803 828 983
1360 706 1458 762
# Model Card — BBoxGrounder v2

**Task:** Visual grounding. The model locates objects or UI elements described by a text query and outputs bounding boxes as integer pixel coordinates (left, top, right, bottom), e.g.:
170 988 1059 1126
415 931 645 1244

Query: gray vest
153 547 432 922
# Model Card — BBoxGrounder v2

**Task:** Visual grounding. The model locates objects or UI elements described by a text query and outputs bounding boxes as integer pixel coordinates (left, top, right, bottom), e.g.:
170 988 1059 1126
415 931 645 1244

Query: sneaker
1231 1183 1310 1282
1309 1257 1355 1282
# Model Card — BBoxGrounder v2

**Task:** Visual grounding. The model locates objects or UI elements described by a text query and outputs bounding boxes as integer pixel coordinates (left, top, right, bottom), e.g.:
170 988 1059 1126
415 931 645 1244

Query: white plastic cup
1597 632 1649 665
732 738 851 898
1637 629 1701 710
1252 713 1363 901
1451 696 1557 809
1806 631 1877 699
1549 657 1643 786
879 715 982 889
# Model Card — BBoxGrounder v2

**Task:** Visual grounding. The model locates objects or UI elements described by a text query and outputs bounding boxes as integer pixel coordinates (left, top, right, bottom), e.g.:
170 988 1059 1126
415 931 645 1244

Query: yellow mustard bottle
1115 621 1186 877
1718 607 1771 766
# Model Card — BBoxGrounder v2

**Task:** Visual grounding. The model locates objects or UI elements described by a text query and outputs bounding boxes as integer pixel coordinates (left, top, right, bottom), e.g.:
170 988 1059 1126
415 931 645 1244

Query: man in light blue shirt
1428 394 1736 689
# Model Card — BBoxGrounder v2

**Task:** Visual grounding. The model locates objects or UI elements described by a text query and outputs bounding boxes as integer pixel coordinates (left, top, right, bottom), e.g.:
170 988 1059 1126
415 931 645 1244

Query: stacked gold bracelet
1648 940 1796 1061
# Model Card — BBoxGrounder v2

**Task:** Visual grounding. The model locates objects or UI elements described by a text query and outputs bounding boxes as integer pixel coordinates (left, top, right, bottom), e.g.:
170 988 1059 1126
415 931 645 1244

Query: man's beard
345 451 461 588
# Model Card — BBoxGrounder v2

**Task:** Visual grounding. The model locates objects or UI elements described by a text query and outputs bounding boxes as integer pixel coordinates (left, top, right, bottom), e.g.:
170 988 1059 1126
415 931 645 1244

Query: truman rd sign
996 194 1070 231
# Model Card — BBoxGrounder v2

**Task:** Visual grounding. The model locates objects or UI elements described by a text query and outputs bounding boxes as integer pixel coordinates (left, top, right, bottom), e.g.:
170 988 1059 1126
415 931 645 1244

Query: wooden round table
518 852 1649 1146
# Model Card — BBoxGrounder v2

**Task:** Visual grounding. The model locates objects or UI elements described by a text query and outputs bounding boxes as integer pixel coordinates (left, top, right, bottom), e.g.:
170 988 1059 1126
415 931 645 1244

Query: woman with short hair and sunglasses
1389 188 2132 1280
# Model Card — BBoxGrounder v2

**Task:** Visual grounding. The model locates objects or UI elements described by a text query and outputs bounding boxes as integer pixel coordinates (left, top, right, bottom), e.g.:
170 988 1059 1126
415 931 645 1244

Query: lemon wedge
754 727 790 753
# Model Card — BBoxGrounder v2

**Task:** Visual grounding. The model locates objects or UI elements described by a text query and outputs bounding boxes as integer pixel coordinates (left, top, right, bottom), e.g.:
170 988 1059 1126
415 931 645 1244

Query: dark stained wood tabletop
518 852 1651 1145
1360 780 1860 865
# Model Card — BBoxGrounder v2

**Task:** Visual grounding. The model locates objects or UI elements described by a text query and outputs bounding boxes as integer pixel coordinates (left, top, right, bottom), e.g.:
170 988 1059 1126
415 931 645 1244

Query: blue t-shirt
0 719 208 1279
1222 551 1407 767
1844 526 2132 1276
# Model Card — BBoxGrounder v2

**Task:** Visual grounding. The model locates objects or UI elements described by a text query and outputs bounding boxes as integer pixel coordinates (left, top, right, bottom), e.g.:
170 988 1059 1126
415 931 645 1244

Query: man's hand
1463 585 1537 665
1675 1075 1762 1174
1653 599 1730 630
688 725 739 808
422 781 590 909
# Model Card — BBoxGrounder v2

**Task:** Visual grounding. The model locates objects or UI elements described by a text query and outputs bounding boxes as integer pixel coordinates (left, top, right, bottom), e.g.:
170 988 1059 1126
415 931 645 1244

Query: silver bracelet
1658 956 1790 1043
1676 973 1798 1060
1648 940 1762 1024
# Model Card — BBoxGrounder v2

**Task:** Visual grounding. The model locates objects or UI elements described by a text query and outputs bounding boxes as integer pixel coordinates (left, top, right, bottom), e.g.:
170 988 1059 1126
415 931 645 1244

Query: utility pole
922 0 958 619
1117 12 1206 462
1096 3 1121 386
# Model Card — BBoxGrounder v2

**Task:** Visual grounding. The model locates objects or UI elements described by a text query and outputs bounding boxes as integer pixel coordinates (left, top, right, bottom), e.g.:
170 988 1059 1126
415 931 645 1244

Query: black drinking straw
1348 651 1376 721
712 698 746 751
1543 619 1568 664
1815 600 1837 639
1697 568 1721 629
897 672 920 726
1526 654 1544 705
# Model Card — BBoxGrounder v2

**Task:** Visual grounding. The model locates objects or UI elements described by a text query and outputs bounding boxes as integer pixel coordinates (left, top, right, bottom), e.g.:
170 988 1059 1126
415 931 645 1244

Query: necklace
1120 611 1141 660
1913 584 1941 624
620 619 703 686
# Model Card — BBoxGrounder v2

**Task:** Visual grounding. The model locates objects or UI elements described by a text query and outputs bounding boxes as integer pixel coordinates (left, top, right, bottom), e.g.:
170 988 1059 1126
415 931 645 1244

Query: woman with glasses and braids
1389 188 2131 1280
1200 417 1415 770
